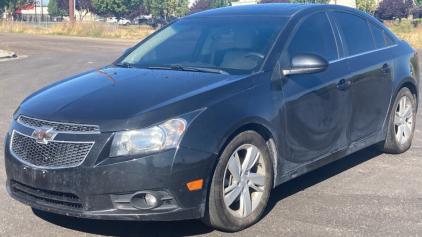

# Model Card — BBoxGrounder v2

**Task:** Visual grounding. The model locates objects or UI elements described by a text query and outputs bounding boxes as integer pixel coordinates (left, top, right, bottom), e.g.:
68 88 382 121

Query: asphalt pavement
0 32 421 237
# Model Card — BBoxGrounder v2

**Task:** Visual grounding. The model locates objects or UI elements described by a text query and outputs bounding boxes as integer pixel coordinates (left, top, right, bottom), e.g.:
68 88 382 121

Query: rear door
280 11 353 167
333 12 394 142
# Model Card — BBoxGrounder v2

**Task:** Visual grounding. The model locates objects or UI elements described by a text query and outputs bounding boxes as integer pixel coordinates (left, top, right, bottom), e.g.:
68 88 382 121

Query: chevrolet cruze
4 4 419 231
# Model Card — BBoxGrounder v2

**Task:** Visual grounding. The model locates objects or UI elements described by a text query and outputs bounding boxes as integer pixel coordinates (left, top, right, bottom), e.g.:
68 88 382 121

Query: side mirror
283 53 329 76
122 47 132 55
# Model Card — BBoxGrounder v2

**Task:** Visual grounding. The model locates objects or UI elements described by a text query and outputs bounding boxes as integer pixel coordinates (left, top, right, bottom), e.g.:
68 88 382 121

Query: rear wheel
377 87 416 153
201 131 273 231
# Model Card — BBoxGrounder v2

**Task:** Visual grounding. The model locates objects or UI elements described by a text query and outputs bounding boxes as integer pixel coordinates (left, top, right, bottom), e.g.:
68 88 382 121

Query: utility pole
69 0 74 21
40 0 43 22
34 0 37 22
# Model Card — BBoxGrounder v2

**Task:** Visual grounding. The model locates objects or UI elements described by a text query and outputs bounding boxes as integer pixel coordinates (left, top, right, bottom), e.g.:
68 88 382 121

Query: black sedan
4 4 419 231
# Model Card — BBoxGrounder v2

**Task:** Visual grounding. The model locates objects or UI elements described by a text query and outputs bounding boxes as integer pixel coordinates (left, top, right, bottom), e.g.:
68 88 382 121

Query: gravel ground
0 32 421 237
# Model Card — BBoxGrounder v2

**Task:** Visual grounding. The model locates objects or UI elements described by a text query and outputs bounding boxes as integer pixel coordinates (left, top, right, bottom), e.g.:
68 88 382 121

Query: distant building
232 0 256 6
327 0 356 8
7 1 50 21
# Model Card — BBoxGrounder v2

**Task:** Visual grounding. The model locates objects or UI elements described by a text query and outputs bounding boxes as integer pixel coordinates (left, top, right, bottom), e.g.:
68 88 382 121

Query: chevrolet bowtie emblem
31 127 58 144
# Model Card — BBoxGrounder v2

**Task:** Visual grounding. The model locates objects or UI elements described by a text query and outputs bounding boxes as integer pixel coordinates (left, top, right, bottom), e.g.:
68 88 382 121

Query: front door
279 12 353 169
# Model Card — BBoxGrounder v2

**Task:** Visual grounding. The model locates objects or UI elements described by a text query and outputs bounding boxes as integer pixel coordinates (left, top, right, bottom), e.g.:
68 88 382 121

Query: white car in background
106 17 131 26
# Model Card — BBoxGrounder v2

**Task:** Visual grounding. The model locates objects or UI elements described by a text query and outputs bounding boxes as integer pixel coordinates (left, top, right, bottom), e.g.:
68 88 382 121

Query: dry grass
385 20 422 49
0 21 155 40
1 20 422 48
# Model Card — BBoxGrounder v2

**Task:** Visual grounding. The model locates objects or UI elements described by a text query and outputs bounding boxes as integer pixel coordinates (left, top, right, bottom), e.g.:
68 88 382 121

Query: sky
35 0 50 7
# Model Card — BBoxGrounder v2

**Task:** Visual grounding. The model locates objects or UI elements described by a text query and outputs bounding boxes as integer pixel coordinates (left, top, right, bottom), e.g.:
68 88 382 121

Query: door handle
337 79 351 90
381 63 391 74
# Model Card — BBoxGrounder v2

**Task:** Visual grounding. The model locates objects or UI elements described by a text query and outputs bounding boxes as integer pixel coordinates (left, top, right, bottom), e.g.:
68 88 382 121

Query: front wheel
377 87 416 153
201 131 273 231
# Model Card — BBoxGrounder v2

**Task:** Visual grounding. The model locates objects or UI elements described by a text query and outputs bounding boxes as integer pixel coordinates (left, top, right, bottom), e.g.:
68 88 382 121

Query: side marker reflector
187 179 203 191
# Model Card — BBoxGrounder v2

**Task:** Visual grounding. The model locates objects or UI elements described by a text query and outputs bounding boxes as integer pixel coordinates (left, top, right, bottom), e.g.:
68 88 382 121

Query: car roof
185 3 356 18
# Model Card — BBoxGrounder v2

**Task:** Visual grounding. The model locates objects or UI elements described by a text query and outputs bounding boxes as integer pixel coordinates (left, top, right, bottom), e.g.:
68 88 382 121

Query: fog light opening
130 191 164 209
145 193 157 207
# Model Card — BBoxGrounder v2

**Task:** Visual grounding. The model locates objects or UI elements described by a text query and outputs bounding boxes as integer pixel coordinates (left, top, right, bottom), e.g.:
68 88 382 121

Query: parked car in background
53 16 64 22
147 17 167 28
167 15 178 23
133 17 148 25
94 16 106 22
107 17 131 26
5 4 419 232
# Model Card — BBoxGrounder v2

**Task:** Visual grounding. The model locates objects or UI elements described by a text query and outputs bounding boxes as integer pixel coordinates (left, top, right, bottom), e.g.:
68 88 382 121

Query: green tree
356 0 376 15
1 0 30 13
1 0 31 19
47 0 67 16
144 0 189 18
144 0 167 16
290 0 327 3
92 0 140 19
176 0 188 16
210 0 233 8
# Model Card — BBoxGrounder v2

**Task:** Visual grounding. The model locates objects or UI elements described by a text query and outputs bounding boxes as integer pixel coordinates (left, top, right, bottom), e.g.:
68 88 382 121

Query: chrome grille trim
17 115 100 134
10 130 94 169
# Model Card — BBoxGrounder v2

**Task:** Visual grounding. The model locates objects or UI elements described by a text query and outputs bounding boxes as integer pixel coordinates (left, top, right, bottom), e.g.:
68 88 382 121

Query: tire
201 131 273 232
377 87 416 153
125 22 130 26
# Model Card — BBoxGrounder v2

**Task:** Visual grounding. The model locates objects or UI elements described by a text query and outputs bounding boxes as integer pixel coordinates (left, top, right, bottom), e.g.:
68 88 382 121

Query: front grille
11 131 93 168
11 181 83 210
17 115 100 133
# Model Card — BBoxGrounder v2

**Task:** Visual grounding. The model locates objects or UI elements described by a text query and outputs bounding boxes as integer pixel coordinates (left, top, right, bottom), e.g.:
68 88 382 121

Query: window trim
328 44 398 64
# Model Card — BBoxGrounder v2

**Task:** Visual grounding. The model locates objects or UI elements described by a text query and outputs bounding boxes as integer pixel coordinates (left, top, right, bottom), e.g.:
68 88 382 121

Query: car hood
16 67 253 132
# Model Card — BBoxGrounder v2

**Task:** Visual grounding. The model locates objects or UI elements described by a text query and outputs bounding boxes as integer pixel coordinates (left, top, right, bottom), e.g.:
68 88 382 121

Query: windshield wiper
147 64 230 75
114 62 132 68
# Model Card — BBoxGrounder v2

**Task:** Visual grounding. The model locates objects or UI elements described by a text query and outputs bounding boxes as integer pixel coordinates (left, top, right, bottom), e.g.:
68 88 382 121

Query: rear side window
369 22 385 48
287 12 338 61
384 32 396 46
335 12 375 55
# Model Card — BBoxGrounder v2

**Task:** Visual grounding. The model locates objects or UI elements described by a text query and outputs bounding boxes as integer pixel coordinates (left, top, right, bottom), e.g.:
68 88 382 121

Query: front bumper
4 121 216 221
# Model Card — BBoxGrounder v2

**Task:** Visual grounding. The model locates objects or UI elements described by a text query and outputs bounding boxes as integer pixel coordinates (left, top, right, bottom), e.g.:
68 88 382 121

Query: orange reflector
187 179 203 191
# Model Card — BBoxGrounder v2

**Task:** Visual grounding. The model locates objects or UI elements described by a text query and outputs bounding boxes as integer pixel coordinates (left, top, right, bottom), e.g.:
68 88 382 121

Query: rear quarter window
369 22 386 48
384 32 396 46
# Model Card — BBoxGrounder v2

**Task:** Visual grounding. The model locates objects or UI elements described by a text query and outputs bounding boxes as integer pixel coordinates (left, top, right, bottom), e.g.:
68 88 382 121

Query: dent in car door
348 50 394 141
334 12 394 141
279 12 352 171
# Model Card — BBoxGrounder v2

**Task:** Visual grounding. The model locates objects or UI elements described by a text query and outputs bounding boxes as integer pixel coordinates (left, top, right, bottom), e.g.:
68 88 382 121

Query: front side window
287 12 338 62
120 17 287 75
335 12 375 56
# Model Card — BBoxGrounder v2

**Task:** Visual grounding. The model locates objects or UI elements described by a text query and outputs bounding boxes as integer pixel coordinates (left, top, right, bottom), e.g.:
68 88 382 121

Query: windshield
120 16 288 75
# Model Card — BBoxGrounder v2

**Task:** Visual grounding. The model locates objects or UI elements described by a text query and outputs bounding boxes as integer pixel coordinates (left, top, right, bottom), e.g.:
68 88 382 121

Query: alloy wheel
395 95 413 145
223 144 266 218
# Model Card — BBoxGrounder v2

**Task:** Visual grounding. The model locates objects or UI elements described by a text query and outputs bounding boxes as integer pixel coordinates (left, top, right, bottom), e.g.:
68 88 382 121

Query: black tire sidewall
211 131 273 231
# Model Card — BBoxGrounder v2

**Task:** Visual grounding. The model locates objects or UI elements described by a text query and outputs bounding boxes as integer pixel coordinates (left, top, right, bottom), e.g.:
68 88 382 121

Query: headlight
110 118 187 157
